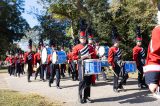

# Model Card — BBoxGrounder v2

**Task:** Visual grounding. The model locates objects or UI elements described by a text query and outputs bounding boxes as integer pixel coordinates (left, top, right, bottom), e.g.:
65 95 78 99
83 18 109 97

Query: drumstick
109 67 118 77
137 69 142 74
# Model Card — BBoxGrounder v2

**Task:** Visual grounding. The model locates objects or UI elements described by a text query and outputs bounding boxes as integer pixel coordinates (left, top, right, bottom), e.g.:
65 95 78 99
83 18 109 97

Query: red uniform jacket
5 56 11 64
24 52 34 64
88 44 97 59
133 45 145 66
72 44 95 60
67 52 73 63
108 46 121 68
72 44 85 60
34 52 41 65
47 54 52 64
144 25 160 73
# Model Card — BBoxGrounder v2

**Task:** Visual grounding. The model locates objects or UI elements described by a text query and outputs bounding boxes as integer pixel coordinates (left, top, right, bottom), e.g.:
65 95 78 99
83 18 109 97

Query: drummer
34 39 43 80
24 39 34 82
67 46 73 78
96 42 109 81
72 19 93 103
133 26 147 89
87 27 97 86
49 40 62 89
108 26 126 92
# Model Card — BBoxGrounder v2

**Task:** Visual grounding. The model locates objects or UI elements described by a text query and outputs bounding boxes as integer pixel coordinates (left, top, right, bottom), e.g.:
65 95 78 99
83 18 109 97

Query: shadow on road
61 84 79 88
93 90 157 104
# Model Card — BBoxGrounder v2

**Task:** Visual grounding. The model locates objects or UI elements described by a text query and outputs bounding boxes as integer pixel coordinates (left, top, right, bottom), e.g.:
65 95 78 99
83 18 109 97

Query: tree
110 0 157 59
0 0 30 60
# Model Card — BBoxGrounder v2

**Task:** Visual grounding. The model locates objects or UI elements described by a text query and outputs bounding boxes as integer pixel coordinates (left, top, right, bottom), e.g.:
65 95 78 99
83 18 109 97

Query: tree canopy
0 0 30 60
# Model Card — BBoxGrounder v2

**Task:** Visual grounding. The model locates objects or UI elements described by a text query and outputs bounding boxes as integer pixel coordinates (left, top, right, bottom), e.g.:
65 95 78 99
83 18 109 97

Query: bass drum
98 46 109 57
41 48 48 64
52 51 67 64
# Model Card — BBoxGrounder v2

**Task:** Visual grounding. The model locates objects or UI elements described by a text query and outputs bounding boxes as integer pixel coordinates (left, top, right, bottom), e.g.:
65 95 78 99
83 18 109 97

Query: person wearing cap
87 28 97 86
143 3 160 98
24 39 34 82
49 40 62 89
72 20 93 103
108 26 126 92
133 26 147 89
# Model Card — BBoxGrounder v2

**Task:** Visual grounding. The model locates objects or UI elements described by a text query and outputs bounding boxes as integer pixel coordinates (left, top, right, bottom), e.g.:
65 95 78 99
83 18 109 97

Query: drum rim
84 59 101 62
124 61 136 63
101 60 108 62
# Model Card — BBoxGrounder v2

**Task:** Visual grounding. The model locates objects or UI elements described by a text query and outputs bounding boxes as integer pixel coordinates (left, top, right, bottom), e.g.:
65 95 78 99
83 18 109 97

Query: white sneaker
153 93 160 99
153 87 160 99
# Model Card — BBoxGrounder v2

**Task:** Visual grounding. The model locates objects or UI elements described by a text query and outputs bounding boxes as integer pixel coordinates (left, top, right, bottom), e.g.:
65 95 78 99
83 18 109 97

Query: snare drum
84 59 101 75
101 60 109 67
41 48 48 64
52 51 67 64
124 61 137 73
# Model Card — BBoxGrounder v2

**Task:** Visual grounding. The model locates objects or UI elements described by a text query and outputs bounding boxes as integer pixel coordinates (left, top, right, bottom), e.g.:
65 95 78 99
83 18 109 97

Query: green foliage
37 0 157 59
0 0 30 60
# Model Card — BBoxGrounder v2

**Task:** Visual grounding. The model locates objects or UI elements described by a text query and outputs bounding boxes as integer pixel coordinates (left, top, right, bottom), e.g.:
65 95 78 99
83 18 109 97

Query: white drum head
41 48 47 64
52 52 57 64
98 46 105 57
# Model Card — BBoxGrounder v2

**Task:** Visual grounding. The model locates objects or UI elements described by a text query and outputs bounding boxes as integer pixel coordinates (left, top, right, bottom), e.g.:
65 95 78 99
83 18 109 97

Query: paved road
0 72 160 106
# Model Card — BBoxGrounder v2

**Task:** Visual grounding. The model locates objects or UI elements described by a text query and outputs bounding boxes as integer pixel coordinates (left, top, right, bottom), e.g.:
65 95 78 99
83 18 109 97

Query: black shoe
49 82 51 87
56 86 62 89
138 84 147 89
113 89 119 93
28 80 31 82
118 85 125 91
80 99 87 104
86 97 94 103
92 83 96 86
34 77 36 80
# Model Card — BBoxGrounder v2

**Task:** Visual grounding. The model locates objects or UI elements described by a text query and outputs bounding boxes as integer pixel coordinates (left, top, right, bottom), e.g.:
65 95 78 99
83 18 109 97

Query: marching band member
71 38 79 81
133 26 147 89
72 20 93 103
5 51 14 76
20 52 25 75
67 46 73 78
143 3 160 98
34 39 43 80
24 39 34 82
15 50 22 77
60 46 66 78
49 40 62 89
108 26 125 92
87 28 97 86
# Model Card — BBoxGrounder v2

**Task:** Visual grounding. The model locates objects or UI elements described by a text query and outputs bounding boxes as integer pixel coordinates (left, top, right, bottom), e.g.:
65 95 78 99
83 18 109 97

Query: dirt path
0 72 160 106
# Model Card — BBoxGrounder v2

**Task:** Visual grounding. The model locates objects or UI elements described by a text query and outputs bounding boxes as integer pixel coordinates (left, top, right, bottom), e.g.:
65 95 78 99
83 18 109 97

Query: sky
21 0 43 28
